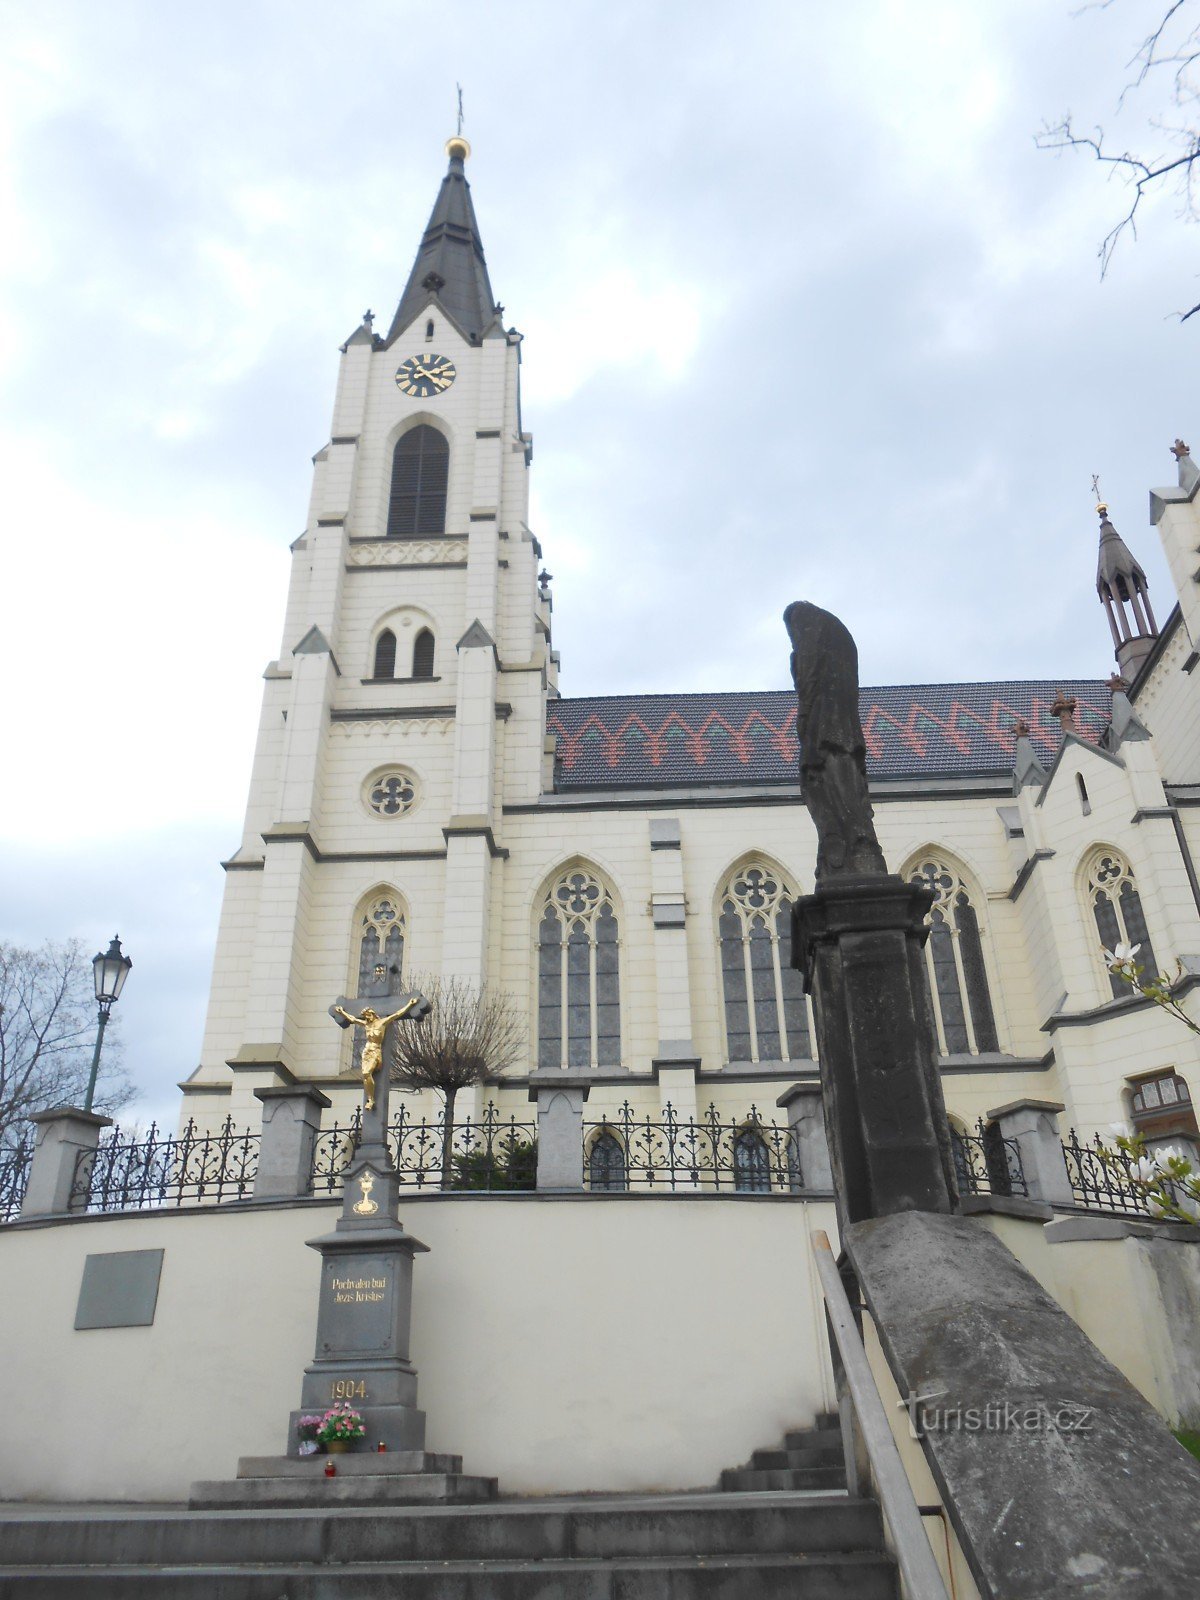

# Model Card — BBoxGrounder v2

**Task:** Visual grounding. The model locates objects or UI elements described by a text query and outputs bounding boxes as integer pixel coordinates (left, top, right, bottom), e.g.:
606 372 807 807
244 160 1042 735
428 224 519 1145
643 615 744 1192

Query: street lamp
84 935 132 1113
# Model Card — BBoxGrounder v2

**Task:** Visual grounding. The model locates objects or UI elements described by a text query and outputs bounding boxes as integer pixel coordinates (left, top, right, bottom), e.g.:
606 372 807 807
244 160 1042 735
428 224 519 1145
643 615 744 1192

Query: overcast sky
1 0 1195 1126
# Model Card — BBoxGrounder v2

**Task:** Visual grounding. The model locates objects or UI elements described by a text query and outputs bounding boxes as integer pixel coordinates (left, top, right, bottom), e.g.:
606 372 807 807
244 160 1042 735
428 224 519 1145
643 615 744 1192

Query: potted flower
296 1415 322 1457
317 1402 366 1454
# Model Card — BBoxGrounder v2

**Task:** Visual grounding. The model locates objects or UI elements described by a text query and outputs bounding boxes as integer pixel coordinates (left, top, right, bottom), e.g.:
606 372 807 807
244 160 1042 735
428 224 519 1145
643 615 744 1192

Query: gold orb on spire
445 135 471 162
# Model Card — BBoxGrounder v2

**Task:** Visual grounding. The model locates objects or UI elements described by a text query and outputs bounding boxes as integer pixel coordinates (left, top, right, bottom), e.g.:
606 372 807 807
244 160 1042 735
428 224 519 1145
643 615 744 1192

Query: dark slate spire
1095 501 1158 680
385 138 499 347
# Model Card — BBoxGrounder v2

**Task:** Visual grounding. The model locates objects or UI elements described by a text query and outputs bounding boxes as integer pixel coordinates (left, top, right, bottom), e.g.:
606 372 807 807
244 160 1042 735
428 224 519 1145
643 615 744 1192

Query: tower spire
385 137 499 348
1095 497 1158 680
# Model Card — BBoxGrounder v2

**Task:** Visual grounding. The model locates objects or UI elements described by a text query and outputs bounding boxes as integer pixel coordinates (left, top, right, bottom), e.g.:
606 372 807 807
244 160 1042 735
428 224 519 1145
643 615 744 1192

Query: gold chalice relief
332 998 422 1111
353 1170 379 1216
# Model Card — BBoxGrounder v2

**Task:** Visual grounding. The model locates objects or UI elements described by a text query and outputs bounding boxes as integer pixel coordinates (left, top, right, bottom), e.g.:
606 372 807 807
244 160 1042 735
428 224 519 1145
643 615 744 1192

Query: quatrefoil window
364 769 418 818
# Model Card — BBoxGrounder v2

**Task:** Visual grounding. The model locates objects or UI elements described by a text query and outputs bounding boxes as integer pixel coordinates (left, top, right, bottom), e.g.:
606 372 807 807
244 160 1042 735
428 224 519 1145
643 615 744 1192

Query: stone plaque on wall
75 1249 164 1330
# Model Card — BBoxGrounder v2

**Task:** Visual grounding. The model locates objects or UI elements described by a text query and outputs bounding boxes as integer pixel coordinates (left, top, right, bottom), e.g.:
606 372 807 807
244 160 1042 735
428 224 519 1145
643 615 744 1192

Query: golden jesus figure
332 998 420 1110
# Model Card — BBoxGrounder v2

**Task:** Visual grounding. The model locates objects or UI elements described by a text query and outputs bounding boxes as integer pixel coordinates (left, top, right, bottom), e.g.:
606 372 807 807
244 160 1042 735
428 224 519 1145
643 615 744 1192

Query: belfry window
717 864 810 1064
1085 849 1158 998
351 895 406 1073
537 868 621 1070
387 425 448 538
412 628 435 679
372 629 397 679
907 857 999 1055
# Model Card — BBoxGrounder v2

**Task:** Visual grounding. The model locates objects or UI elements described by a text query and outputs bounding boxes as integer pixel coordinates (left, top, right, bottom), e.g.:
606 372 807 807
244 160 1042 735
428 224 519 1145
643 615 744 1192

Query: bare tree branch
1038 1 1200 321
389 975 525 1187
0 941 135 1145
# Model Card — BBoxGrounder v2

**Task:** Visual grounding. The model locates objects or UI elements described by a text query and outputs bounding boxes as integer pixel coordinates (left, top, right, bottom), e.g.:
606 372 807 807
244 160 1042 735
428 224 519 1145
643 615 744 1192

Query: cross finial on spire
1091 474 1102 504
456 83 464 137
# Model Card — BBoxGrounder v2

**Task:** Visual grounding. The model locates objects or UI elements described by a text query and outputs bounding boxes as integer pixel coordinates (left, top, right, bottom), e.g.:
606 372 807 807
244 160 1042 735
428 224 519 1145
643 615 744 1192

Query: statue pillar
793 876 958 1229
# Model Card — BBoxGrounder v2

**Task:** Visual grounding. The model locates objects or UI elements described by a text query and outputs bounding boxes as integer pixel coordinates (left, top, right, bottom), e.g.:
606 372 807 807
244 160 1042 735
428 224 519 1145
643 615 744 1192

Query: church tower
187 138 555 1119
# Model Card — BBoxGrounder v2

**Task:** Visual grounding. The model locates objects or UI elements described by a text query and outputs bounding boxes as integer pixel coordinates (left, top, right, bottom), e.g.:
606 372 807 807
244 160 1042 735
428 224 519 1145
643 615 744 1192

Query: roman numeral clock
394 354 457 398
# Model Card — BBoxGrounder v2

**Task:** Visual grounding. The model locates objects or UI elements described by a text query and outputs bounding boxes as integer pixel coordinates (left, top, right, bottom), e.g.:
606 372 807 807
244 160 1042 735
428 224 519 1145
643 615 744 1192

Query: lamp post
84 935 132 1113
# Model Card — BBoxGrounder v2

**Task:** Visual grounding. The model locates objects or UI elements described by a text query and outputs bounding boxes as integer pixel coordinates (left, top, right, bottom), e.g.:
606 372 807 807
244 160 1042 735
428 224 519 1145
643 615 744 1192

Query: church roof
386 146 497 346
547 680 1112 789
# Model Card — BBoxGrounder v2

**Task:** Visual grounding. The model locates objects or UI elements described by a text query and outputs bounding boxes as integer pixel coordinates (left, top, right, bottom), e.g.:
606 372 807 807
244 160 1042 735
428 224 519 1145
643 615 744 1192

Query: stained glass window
717 864 810 1064
1085 850 1159 998
907 857 999 1056
537 868 621 1069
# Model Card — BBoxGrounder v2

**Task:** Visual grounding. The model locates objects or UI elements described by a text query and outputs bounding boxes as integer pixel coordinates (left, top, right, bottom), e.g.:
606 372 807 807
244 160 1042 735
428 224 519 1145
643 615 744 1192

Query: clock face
394 353 457 398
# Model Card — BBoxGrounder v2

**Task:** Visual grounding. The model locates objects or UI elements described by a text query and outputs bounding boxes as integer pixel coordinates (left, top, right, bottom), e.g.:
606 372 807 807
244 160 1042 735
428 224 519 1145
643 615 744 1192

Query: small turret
1095 501 1158 680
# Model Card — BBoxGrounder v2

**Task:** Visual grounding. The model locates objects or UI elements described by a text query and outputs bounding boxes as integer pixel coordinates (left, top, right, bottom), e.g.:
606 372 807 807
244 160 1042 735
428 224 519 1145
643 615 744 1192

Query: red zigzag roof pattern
546 681 1112 788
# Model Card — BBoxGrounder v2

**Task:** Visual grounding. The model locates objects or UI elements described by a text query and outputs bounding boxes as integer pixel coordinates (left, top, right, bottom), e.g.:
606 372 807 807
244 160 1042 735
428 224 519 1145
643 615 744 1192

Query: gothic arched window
907 856 999 1056
537 867 621 1070
717 863 810 1063
387 425 448 538
372 629 397 679
733 1128 772 1192
1084 849 1159 998
350 894 406 1074
588 1129 626 1192
412 628 435 679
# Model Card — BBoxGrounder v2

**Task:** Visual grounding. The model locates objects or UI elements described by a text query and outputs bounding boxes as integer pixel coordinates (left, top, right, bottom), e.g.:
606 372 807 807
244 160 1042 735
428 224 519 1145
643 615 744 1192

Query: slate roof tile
547 680 1111 789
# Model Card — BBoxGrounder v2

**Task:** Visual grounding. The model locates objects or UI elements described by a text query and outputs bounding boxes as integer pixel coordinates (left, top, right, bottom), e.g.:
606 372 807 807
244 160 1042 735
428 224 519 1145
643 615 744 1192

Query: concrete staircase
720 1410 847 1493
0 1488 897 1597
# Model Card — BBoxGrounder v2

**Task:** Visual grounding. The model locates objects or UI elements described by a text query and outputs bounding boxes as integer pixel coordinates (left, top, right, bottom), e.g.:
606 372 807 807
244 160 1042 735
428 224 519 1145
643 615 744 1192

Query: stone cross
328 984 430 1223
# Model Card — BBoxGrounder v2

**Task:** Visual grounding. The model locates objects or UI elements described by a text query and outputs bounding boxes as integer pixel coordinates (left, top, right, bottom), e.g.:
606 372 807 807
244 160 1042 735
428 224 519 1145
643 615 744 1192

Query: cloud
0 0 1194 1116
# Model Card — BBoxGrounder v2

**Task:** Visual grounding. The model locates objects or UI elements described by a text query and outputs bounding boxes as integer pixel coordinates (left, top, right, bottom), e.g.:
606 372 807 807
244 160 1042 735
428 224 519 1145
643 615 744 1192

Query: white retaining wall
0 1194 836 1503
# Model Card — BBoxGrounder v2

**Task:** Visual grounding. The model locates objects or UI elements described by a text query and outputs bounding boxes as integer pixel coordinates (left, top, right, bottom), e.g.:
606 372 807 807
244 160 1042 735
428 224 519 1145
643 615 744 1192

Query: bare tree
1037 1 1200 320
0 941 135 1147
388 975 524 1188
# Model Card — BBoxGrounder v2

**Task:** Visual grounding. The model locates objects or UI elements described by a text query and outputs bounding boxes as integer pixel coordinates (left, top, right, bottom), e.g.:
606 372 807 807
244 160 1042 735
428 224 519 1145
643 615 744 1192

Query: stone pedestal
792 874 958 1228
776 1080 833 1193
21 1108 111 1218
986 1097 1075 1209
528 1070 594 1191
254 1084 330 1200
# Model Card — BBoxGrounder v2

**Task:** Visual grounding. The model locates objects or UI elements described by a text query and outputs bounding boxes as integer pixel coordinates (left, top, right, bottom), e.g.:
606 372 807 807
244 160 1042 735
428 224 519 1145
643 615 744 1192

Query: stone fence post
776 1081 833 1194
986 1098 1075 1208
253 1086 331 1200
528 1071 596 1191
20 1108 111 1219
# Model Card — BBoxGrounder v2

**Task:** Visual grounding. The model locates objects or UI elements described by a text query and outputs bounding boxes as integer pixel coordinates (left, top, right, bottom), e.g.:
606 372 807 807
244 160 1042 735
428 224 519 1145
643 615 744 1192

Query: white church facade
183 135 1200 1175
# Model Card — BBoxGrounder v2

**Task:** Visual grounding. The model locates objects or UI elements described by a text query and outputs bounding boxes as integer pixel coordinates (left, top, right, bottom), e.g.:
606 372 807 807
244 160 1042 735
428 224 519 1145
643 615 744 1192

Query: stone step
750 1446 844 1470
784 1426 843 1452
719 1467 846 1493
237 1451 463 1478
0 1550 898 1599
0 1493 884 1569
190 1471 499 1510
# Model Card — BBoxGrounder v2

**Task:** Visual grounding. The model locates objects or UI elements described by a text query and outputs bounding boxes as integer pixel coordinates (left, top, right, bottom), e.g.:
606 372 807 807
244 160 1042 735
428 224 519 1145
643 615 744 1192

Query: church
5 136 1200 1582
182 133 1200 1170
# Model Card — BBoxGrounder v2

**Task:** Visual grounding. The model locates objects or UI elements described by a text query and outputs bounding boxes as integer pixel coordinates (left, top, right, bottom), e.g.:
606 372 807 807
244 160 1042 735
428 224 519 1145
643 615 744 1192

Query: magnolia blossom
1103 941 1141 970
1108 1121 1134 1142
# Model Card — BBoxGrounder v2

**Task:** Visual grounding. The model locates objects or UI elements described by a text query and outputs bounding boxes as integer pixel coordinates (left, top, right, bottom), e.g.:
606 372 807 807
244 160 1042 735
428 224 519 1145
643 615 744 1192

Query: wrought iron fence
309 1102 537 1194
0 1131 34 1222
950 1121 1028 1199
1060 1129 1162 1218
581 1102 801 1193
70 1117 260 1213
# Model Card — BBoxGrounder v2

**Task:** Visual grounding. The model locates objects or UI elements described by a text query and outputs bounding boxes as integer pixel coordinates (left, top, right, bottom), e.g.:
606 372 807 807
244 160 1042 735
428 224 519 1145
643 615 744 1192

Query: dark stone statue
784 600 887 880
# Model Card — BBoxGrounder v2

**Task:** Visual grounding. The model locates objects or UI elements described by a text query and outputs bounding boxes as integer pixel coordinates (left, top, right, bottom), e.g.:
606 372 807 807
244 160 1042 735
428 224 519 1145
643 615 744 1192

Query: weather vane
456 83 464 137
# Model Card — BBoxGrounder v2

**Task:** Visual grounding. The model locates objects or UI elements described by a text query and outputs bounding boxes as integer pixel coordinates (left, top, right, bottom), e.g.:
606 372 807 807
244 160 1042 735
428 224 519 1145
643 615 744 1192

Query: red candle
324 1460 336 1477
